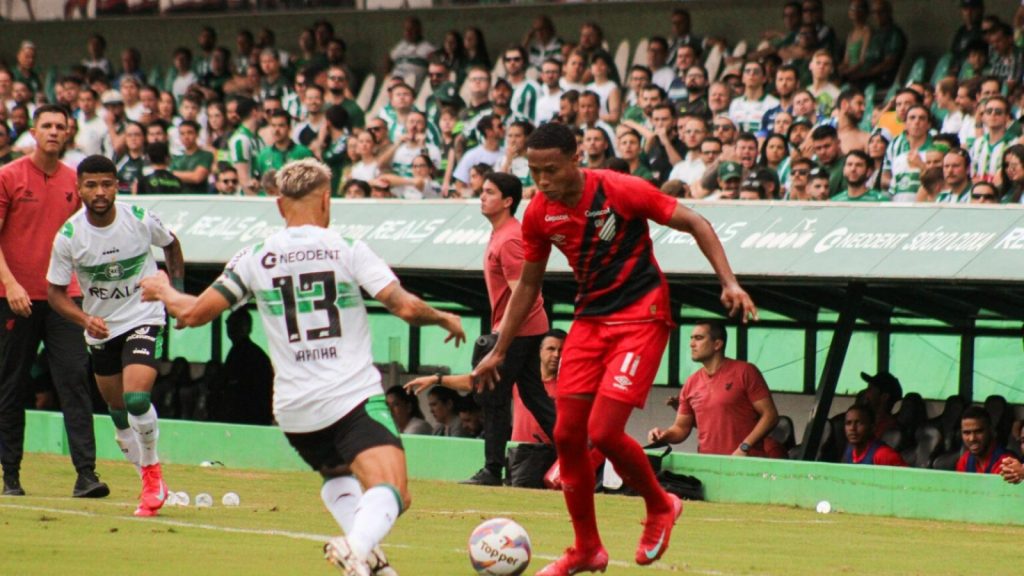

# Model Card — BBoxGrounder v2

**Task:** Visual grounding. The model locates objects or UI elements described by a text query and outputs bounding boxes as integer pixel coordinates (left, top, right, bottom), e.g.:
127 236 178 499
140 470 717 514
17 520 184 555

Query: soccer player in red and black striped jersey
473 122 757 575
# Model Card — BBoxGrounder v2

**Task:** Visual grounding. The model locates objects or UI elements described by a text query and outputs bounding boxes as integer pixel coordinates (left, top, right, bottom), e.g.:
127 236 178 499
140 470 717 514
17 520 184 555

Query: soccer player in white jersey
140 158 465 576
47 155 184 517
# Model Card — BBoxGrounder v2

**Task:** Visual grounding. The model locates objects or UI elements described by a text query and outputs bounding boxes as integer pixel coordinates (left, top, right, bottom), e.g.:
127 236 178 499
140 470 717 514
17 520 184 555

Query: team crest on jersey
105 263 124 280
598 217 617 242
551 234 566 245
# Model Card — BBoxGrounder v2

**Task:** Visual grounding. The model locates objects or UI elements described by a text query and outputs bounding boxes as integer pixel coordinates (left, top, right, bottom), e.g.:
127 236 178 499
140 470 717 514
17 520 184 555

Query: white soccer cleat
369 546 398 576
324 536 372 576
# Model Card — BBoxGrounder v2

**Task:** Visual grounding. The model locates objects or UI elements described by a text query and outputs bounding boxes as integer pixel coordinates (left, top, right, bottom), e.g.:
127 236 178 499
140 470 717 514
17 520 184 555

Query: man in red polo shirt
473 123 757 575
511 328 565 444
957 405 1016 475
649 321 778 457
464 172 556 486
0 104 108 498
841 404 906 466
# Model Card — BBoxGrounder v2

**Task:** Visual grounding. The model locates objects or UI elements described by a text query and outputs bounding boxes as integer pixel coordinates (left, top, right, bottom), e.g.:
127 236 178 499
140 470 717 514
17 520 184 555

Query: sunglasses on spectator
504 56 523 62
985 108 1007 115
701 148 722 155
368 125 385 132
972 193 997 200
791 169 810 176
328 75 346 81
220 178 238 185
713 124 734 131
412 162 430 168
428 72 446 78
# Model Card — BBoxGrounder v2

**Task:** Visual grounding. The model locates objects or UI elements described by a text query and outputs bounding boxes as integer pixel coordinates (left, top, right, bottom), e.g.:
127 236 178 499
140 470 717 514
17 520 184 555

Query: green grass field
1 453 1021 576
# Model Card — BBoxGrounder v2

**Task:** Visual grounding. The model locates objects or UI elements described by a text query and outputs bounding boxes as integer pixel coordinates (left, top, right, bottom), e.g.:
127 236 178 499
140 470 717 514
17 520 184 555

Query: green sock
123 392 152 416
108 407 130 430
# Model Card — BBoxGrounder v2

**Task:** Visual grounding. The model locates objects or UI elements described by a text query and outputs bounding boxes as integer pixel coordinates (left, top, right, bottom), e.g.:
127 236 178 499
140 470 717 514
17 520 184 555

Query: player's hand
721 282 758 323
1000 457 1023 484
471 349 504 393
140 270 171 302
731 447 749 457
4 280 32 317
404 375 436 395
665 395 680 410
84 315 109 340
440 312 466 347
647 427 665 444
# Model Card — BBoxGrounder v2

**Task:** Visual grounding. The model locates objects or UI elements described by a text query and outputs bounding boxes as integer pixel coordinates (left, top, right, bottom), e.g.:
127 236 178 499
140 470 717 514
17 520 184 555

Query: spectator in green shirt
138 142 183 195
832 150 891 202
617 129 656 184
254 110 314 178
170 120 214 194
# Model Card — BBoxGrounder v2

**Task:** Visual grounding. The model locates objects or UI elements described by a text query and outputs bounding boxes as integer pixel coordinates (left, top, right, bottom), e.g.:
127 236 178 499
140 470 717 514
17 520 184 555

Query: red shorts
556 320 670 408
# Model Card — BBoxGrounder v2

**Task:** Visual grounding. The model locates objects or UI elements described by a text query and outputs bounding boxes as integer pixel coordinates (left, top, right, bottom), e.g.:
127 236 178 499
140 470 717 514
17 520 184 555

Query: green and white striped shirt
228 125 265 178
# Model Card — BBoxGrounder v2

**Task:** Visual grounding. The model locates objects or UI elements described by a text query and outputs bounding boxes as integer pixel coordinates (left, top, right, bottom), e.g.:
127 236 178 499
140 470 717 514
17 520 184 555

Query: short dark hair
485 172 523 216
837 88 863 108
544 328 567 341
178 119 201 133
847 403 876 427
962 405 992 428
385 384 425 419
147 118 169 134
629 65 653 80
695 320 727 346
343 179 371 197
268 109 292 125
846 149 873 170
526 122 577 155
811 125 839 141
33 104 70 124
235 96 257 120
477 114 501 138
325 104 350 130
509 120 534 137
77 154 117 177
146 141 170 164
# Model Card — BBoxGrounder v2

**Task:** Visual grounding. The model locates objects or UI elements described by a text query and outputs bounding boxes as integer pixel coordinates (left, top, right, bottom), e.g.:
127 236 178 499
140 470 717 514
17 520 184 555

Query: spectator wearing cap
859 371 902 438
936 148 972 203
729 60 779 133
952 0 986 66
842 405 907 467
957 406 1018 474
503 45 540 124
388 17 435 88
11 41 41 97
810 125 847 197
787 115 814 154
833 150 889 201
714 161 743 199
535 59 565 125
100 89 127 158
806 166 831 200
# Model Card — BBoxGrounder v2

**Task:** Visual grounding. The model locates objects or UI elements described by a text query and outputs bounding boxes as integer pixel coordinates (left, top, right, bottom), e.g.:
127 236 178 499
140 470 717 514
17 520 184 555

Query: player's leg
0 301 44 495
590 323 681 565
536 322 610 576
92 372 141 473
120 326 166 516
43 303 106 498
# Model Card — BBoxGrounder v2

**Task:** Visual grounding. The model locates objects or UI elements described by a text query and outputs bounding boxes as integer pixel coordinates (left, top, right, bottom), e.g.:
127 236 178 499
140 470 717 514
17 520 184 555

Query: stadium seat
896 392 927 433
985 394 1011 445
731 40 748 59
904 55 927 85
414 79 433 110
355 72 376 114
901 423 942 468
770 415 796 451
930 395 966 453
147 67 162 92
882 82 899 107
818 412 848 462
930 52 953 84
931 448 961 471
704 43 723 81
491 58 505 80
631 37 649 70
881 427 904 451
613 39 630 81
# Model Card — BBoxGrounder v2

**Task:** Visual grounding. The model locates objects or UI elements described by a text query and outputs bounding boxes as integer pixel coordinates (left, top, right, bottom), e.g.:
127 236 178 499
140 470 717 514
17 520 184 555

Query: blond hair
276 158 331 199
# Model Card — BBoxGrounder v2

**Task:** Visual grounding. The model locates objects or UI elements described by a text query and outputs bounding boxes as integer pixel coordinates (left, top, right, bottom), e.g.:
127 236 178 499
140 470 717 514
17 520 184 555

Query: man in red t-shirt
473 123 757 575
649 321 778 457
840 405 906 466
464 172 556 486
956 405 1016 475
860 371 902 439
512 328 565 444
0 105 107 498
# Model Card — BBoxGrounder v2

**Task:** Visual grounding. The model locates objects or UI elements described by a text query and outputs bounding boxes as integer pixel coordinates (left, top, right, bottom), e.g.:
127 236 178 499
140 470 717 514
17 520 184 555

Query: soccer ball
468 518 532 575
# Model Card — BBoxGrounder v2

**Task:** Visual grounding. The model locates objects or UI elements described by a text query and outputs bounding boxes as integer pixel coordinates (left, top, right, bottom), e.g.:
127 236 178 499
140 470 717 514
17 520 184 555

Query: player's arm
140 270 230 328
665 203 758 322
732 397 779 457
374 281 465 345
172 164 210 185
648 412 695 446
470 258 546 391
0 217 31 317
161 234 185 291
47 282 109 340
404 373 473 395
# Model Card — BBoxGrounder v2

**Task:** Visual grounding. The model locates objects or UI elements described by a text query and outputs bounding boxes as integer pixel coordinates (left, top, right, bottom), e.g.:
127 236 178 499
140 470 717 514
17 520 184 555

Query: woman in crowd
865 128 890 191
999 144 1024 203
376 153 442 199
385 385 433 435
427 386 466 437
586 51 621 125
348 129 382 182
838 0 872 81
440 30 468 84
463 27 491 72
342 178 371 199
203 100 230 161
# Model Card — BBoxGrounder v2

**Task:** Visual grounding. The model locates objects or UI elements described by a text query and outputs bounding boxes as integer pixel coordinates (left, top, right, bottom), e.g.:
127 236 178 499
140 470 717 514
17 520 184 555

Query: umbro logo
612 375 632 390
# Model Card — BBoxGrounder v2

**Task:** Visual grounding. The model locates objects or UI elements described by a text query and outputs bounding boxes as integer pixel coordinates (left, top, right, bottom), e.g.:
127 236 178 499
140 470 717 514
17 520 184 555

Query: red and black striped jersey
522 169 677 323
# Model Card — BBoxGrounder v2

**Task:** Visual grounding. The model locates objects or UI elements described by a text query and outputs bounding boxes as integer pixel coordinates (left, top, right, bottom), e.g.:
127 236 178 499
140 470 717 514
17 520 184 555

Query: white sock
115 427 142 476
321 476 363 533
128 405 160 467
347 485 401 559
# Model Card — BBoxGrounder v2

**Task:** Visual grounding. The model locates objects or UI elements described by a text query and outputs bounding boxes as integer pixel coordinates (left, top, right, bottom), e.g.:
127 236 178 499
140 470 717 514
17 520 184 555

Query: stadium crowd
4 0 1024 202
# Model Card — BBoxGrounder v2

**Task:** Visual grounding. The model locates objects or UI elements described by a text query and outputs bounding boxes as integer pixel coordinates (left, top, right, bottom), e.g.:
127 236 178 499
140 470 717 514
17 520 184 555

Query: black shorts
286 395 403 475
89 324 164 377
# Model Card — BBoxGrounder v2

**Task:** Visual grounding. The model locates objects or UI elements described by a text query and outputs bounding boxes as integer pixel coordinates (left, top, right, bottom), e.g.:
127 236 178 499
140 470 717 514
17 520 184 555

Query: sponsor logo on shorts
613 352 641 389
544 214 569 222
126 333 156 343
